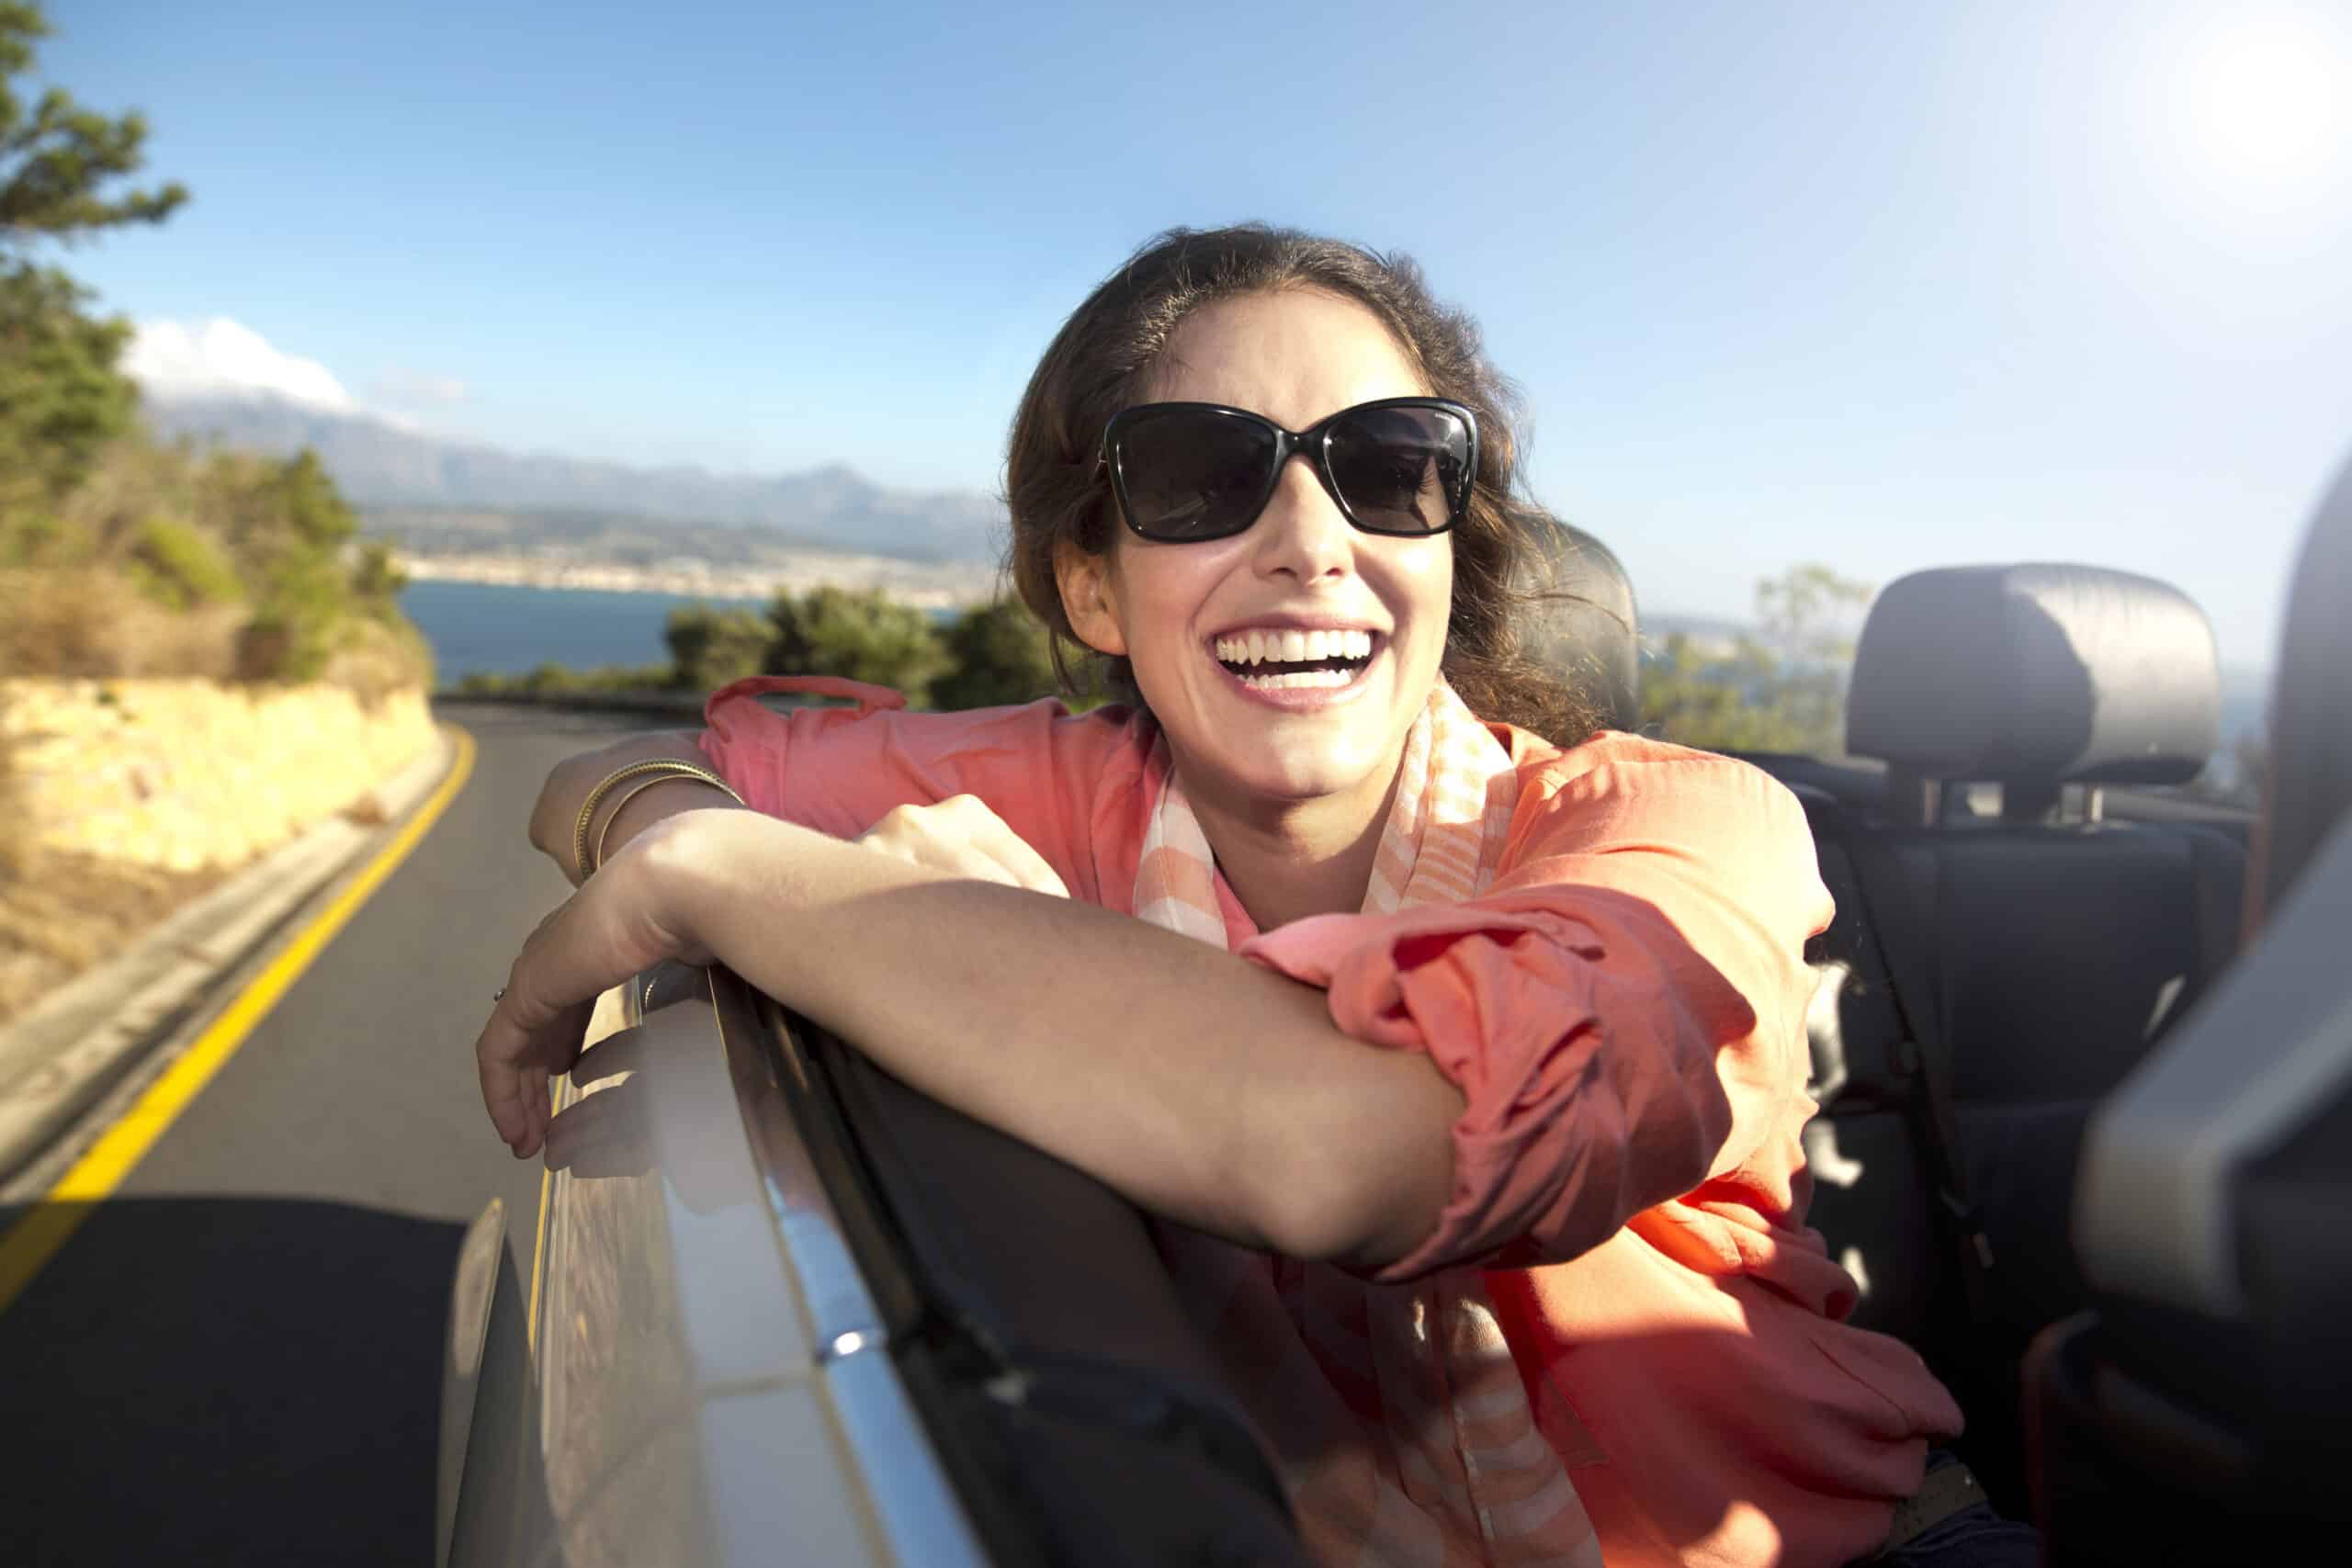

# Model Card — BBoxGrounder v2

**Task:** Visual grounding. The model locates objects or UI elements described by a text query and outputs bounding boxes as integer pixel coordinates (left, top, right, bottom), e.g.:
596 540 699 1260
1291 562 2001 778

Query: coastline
391 550 1002 611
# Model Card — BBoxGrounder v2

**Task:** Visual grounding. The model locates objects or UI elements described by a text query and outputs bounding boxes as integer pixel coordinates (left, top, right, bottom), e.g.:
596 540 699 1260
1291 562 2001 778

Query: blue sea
400 579 966 680
399 580 775 680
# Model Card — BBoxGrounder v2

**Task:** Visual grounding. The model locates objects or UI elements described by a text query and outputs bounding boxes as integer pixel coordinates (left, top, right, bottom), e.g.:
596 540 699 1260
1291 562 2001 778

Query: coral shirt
698 678 1963 1568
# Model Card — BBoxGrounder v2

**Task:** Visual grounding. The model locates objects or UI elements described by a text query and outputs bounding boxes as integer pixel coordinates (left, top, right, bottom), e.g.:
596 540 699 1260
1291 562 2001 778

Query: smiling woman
476 225 2007 1567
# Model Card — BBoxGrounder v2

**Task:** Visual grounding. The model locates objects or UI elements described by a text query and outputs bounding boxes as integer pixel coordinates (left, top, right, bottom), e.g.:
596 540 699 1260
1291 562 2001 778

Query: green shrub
238 547 350 682
664 601 772 692
577 662 673 692
125 515 243 609
764 584 947 700
930 595 1060 709
1638 564 1874 757
348 540 408 619
0 265 138 515
0 508 76 570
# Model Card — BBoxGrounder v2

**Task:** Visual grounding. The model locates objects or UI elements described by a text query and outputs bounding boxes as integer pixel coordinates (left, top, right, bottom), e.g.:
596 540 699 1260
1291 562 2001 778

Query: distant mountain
141 392 1003 563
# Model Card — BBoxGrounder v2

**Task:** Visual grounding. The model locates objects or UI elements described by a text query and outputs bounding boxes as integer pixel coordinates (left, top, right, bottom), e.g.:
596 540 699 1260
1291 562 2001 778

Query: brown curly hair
1003 223 1601 746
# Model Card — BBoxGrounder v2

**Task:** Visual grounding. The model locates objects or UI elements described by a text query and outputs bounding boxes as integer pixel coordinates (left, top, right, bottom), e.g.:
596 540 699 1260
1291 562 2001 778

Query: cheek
1125 554 1232 651
1391 545 1457 644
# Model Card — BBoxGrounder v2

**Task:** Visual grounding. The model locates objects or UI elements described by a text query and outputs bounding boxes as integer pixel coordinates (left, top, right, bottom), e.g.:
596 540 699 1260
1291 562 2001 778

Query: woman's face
1058 288 1454 819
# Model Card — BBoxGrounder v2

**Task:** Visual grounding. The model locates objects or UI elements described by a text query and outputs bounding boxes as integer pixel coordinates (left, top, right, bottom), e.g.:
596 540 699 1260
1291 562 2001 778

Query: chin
1149 663 1429 810
1202 730 1398 807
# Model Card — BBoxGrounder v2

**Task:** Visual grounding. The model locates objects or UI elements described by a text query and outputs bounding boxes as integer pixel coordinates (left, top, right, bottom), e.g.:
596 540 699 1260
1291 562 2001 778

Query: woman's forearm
641 807 1464 1270
529 731 746 884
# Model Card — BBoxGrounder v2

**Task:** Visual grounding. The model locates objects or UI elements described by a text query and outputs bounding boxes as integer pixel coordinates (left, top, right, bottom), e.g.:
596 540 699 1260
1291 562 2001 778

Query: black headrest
1516 519 1641 732
1846 563 2220 785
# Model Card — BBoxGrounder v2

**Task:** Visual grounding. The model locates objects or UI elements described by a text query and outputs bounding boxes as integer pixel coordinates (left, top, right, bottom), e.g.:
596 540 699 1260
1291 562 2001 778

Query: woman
475 226 2023 1566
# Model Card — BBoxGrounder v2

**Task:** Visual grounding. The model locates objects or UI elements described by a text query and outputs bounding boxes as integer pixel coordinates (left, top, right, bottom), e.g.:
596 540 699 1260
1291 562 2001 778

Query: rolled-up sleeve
1237 746 1832 1282
695 675 1143 906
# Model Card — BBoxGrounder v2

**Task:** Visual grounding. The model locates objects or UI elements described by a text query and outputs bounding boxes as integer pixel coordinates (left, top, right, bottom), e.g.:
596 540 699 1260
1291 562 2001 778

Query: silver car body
441 966 984 1568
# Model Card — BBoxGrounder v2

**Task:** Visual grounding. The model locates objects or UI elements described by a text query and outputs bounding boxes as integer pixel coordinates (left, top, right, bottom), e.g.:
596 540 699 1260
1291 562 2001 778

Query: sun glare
2166 6 2351 198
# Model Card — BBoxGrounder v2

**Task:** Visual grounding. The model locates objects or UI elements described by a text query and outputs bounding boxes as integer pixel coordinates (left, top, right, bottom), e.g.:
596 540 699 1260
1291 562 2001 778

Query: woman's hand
856 794 1070 897
475 815 716 1158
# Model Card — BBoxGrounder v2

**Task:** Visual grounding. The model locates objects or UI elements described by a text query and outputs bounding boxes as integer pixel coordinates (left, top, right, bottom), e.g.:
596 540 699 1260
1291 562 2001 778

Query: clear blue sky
38 0 2352 670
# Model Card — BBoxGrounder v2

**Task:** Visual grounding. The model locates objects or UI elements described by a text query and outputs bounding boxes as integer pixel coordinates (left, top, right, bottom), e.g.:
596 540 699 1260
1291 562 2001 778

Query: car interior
480 485 2347 1564
2029 459 2352 1562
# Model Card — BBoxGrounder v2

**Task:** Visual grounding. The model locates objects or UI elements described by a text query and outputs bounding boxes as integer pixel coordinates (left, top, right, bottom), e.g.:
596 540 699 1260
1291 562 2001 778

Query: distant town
391 548 1003 612
358 501 1008 610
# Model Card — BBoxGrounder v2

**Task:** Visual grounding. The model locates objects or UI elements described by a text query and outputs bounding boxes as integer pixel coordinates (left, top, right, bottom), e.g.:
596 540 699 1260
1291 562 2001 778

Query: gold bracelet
572 760 745 880
589 773 702 874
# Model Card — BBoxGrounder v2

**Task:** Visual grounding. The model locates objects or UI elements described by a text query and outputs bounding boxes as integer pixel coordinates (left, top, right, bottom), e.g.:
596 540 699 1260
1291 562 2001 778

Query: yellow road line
526 1065 582 1354
526 1068 577 1354
526 1161 550 1352
0 728 479 1315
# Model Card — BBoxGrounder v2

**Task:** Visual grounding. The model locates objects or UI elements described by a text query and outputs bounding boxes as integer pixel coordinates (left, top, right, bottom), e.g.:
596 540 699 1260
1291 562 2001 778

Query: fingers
571 1024 648 1089
947 795 1068 896
480 1050 531 1151
475 899 610 1156
481 993 594 1157
526 1065 551 1145
477 853 710 1156
974 817 1071 897
862 795 1069 896
543 1078 651 1179
862 799 1012 886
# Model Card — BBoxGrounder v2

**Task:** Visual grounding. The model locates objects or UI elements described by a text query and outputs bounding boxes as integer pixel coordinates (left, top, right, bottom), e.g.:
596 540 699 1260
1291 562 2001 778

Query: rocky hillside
144 392 1003 563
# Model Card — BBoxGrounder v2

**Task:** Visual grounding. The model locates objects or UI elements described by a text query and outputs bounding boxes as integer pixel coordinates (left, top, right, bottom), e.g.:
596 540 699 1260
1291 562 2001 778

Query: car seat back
1800 564 2245 1504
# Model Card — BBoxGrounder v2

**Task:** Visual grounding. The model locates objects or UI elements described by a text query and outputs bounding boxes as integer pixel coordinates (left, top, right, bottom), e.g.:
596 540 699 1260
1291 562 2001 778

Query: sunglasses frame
1099 396 1480 544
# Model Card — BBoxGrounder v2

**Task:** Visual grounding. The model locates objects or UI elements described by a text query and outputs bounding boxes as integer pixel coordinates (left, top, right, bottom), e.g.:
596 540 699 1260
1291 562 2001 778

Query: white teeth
1213 628 1380 667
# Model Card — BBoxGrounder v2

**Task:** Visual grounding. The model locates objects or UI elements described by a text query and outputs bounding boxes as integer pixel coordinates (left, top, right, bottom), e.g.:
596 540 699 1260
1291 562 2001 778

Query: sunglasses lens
1116 411 1275 540
1326 406 1472 534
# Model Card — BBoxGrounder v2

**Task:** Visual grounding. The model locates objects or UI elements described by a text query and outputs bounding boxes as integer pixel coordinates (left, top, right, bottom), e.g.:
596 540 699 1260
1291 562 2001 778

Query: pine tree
0 1 187 519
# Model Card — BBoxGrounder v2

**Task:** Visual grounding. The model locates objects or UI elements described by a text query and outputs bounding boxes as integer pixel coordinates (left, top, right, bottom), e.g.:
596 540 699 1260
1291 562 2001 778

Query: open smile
1206 627 1385 707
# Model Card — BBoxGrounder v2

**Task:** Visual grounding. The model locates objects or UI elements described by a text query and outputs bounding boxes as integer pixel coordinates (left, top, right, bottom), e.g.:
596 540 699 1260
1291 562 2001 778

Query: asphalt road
0 702 676 1568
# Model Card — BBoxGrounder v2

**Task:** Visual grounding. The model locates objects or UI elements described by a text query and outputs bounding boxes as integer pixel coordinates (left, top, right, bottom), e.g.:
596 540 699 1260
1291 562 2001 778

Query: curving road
0 702 673 1568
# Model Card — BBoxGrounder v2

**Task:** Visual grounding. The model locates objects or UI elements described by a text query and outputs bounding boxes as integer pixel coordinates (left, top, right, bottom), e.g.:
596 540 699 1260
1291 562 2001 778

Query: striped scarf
1134 680 1606 1566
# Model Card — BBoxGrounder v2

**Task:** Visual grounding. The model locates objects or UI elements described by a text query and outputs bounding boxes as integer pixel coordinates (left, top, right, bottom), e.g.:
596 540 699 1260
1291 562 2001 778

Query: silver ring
492 987 507 1003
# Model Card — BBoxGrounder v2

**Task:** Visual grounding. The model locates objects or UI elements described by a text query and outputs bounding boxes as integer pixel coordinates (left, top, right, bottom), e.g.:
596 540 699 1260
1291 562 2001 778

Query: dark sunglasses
1099 397 1478 543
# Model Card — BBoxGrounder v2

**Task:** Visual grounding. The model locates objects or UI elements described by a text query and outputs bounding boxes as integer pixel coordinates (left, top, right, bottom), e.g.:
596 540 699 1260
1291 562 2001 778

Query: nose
1250 451 1352 582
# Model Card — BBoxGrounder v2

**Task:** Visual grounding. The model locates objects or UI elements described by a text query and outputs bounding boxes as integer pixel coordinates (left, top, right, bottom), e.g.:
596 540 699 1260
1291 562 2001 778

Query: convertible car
438 457 2351 1566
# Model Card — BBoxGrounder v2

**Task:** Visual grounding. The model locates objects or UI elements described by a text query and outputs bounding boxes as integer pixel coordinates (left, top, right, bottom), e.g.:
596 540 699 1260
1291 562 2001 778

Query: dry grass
0 568 240 680
0 566 430 699
0 680 21 891
321 614 435 709
0 849 226 1028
